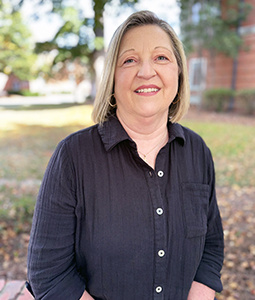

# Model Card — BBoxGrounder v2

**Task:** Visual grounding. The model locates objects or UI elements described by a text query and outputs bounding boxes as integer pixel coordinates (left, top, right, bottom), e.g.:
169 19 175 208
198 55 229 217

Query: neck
116 110 169 169
116 109 169 136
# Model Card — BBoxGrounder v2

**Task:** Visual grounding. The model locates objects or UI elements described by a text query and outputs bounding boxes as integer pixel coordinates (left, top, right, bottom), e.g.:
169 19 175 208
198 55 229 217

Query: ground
217 186 255 299
0 106 255 299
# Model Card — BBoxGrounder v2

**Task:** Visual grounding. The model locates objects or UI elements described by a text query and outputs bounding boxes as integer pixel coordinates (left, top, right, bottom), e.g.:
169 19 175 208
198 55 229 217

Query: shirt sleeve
27 140 85 299
194 148 224 293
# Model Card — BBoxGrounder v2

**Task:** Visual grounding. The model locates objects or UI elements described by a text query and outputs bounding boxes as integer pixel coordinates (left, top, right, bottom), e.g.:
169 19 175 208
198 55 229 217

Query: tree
0 0 37 80
29 0 139 93
177 0 251 59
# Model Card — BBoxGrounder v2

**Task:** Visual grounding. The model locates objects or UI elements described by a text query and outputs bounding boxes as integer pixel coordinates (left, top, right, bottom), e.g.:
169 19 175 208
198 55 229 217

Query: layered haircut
92 10 190 124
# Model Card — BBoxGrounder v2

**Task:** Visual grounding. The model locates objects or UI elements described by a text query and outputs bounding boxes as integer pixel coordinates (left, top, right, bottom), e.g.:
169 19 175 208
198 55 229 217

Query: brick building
187 0 255 104
4 74 29 93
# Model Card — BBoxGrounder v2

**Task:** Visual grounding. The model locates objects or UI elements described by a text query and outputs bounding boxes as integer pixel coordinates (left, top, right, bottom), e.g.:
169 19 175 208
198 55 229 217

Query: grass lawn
181 119 255 188
0 103 254 225
0 104 94 226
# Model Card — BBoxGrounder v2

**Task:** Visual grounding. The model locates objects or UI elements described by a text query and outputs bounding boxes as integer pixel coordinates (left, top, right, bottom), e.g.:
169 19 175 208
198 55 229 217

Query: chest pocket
181 183 209 238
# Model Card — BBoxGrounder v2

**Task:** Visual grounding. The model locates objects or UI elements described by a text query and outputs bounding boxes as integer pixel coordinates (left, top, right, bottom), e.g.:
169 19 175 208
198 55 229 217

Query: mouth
135 85 160 94
135 88 159 93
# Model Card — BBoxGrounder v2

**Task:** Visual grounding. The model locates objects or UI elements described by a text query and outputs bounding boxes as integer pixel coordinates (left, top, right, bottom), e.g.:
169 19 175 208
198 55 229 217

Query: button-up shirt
27 115 224 300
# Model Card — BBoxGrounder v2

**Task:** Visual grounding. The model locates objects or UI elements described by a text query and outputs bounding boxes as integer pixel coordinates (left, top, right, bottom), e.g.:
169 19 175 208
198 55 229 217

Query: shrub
20 90 41 97
235 89 255 115
202 88 235 112
8 90 41 97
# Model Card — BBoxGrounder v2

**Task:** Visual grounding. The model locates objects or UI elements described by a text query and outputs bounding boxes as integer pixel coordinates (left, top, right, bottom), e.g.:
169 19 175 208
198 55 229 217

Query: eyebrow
155 46 174 56
118 46 174 59
118 49 135 59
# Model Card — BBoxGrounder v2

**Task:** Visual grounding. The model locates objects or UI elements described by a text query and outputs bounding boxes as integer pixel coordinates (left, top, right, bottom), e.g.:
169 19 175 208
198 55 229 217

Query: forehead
119 25 173 51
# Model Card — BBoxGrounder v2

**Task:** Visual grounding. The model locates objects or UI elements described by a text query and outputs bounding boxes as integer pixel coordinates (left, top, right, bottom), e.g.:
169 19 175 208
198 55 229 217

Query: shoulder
177 125 215 176
65 123 99 142
177 124 212 158
180 124 207 146
170 122 207 146
51 124 101 161
61 123 100 147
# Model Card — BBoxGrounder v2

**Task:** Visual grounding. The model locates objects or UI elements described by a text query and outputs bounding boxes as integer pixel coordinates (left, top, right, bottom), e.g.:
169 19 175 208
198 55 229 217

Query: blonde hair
92 10 190 124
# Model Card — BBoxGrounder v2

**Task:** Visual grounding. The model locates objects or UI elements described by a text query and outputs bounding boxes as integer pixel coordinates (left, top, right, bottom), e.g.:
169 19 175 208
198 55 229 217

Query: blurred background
0 0 255 299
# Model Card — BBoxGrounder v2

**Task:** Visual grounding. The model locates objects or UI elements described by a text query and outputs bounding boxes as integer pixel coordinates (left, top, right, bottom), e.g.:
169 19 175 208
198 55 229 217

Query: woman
27 10 224 300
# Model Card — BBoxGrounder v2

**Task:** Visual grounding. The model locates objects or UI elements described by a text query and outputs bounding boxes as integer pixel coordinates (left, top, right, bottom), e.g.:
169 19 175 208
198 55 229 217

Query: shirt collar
98 115 132 152
168 121 186 145
98 115 186 152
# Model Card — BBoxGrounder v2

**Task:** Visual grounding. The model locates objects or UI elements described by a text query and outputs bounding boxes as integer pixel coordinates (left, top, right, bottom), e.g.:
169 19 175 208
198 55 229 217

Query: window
189 58 207 91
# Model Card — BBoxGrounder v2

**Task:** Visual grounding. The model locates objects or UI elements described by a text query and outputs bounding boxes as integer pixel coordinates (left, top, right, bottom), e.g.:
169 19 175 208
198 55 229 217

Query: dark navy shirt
27 115 224 300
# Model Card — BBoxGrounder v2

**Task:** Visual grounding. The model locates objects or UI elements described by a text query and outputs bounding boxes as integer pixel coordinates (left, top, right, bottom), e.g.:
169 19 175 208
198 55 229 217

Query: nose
137 60 156 79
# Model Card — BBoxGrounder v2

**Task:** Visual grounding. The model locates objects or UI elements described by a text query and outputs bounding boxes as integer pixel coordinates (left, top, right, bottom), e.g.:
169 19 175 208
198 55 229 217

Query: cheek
164 68 179 88
114 69 123 90
114 69 131 93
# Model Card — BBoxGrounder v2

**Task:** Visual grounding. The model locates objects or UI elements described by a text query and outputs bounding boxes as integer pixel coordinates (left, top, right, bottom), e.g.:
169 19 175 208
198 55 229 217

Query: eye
156 55 168 61
124 58 135 64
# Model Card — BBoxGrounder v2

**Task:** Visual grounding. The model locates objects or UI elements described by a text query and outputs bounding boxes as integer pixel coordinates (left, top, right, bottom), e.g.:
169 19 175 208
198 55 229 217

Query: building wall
4 74 29 92
242 0 255 27
188 0 255 103
236 33 255 89
205 52 233 89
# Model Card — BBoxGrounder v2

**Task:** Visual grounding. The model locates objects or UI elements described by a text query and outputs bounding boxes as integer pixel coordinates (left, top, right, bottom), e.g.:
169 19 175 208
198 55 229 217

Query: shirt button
157 170 164 177
158 250 165 257
156 208 163 215
156 286 163 293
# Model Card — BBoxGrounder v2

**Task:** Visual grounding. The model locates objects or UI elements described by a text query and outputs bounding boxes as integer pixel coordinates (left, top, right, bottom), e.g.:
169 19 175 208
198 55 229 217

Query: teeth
136 88 159 93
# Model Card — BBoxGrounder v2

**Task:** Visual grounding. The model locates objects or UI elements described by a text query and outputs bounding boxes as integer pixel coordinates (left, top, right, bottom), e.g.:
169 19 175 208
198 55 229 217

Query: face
114 25 179 122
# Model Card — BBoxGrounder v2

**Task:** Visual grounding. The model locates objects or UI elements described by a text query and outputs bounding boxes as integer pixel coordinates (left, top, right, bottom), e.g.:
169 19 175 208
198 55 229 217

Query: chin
136 109 167 120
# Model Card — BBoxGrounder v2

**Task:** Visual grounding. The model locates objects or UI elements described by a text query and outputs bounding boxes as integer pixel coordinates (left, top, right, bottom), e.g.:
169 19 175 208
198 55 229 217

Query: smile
135 88 159 93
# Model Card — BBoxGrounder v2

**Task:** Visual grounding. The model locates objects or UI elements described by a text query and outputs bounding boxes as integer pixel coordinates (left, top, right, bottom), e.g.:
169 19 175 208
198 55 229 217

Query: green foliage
235 89 255 115
35 0 138 72
0 0 139 82
178 0 251 58
202 88 235 112
7 90 42 96
0 1 37 80
203 88 255 114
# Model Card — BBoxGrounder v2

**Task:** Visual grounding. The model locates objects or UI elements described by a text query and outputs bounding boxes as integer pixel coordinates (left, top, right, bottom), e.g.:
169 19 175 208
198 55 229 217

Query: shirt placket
146 168 167 300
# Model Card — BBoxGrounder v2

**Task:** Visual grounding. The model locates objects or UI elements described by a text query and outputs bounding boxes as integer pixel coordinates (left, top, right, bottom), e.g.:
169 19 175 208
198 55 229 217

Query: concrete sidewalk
0 279 33 300
0 94 76 107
